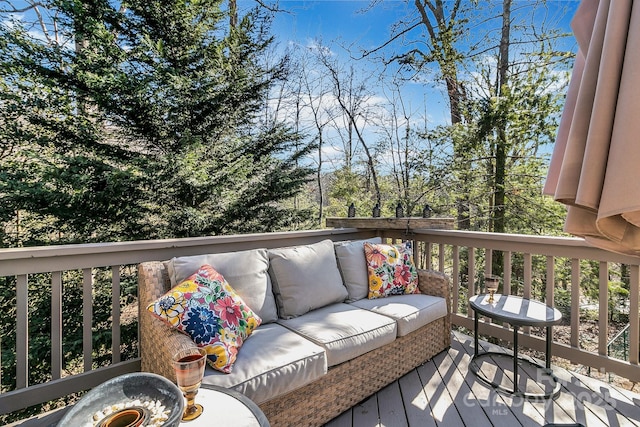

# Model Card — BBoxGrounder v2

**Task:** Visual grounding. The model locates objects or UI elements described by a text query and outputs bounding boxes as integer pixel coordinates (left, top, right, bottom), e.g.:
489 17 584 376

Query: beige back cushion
166 248 278 324
334 237 382 301
268 239 348 319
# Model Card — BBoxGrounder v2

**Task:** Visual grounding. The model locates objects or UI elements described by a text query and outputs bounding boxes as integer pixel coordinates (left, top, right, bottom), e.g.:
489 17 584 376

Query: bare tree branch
0 1 46 14
357 21 422 61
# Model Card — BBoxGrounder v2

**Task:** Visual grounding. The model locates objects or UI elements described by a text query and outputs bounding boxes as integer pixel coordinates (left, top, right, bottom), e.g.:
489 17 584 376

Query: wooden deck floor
325 331 640 427
11 331 640 427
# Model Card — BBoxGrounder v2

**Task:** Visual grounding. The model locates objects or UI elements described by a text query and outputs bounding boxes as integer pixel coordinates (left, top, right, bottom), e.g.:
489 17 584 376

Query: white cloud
304 39 335 57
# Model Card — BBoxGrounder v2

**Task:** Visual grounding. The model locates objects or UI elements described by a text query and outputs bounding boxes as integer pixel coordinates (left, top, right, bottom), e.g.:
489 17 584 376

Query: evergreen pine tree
0 0 314 244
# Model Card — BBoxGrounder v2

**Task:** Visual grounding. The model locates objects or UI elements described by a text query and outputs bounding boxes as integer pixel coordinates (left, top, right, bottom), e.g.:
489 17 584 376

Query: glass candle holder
484 275 500 303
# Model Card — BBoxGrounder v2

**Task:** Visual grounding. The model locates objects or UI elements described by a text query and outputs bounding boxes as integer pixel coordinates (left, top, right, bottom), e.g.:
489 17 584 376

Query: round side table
182 385 270 426
469 294 562 400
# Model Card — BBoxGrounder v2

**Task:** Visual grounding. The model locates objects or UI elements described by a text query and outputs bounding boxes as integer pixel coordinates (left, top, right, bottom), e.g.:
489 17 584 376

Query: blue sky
261 1 581 109
247 0 583 168
265 1 580 52
268 1 417 47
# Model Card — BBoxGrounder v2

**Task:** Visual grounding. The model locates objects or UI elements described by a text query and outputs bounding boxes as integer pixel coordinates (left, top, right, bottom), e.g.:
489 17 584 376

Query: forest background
0 0 578 247
0 0 595 421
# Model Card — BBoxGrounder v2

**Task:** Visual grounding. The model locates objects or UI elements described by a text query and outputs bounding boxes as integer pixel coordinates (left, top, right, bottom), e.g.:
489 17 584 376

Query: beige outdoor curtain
544 0 640 256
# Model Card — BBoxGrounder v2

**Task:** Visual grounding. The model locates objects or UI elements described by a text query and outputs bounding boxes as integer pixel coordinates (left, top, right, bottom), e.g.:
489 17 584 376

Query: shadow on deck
10 331 640 427
325 331 640 427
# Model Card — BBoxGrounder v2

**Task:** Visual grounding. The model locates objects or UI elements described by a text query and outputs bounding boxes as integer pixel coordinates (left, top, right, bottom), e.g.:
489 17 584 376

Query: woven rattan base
259 317 450 427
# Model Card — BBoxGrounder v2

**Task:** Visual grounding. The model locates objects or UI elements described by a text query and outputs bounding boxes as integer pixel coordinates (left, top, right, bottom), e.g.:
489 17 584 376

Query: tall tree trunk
415 0 469 228
322 59 382 207
494 0 511 235
317 131 323 225
229 0 237 28
353 125 381 207
415 0 465 126
492 0 511 275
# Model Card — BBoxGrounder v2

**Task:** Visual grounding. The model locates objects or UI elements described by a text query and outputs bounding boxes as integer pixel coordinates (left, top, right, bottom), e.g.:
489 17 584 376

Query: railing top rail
4 226 639 274
0 228 367 258
395 228 640 265
0 228 374 275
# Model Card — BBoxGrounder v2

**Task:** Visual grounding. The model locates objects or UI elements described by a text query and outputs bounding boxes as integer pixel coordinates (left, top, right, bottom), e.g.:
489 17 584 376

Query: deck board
447 336 531 427
324 331 640 427
398 369 438 427
326 409 353 427
352 394 380 426
417 351 466 427
377 381 408 427
436 343 494 427
12 332 640 427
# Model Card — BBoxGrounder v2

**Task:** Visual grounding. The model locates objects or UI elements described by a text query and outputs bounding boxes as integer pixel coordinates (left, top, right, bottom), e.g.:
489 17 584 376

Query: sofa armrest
138 261 196 383
417 269 451 314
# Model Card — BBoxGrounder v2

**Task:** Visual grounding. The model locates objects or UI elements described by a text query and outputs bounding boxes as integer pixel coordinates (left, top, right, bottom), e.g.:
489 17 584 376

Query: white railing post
523 253 532 334
468 247 476 315
545 256 554 306
523 253 532 300
503 251 512 296
452 245 460 315
485 248 492 278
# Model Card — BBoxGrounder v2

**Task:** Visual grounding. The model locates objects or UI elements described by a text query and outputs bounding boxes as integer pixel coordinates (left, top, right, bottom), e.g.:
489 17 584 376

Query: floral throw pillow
364 242 420 299
147 264 261 373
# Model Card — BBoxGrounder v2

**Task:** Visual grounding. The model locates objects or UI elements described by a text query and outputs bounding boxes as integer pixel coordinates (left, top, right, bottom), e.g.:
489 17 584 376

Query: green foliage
608 281 629 322
325 168 375 217
325 167 421 219
0 11 151 244
554 286 571 320
0 1 313 422
0 267 139 423
0 0 313 245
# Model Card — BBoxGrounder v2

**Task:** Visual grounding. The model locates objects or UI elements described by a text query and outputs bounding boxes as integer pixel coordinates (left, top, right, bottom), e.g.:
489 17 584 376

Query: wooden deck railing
385 228 640 383
1 225 639 419
0 228 375 416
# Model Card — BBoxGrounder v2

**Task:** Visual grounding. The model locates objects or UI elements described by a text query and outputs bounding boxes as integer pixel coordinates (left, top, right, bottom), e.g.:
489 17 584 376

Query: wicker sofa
138 238 451 427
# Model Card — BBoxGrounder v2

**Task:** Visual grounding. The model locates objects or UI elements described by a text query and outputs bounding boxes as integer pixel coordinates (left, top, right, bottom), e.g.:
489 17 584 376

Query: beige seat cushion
165 248 278 323
268 239 348 318
201 323 326 404
278 303 397 367
350 294 447 337
334 237 382 302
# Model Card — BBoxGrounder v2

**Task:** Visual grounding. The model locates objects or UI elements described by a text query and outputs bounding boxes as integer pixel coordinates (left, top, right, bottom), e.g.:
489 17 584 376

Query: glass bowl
59 372 184 427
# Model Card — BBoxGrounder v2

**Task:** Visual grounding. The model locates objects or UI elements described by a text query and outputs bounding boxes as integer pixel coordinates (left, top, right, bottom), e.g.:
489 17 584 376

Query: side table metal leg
474 310 479 357
513 325 519 394
546 326 552 370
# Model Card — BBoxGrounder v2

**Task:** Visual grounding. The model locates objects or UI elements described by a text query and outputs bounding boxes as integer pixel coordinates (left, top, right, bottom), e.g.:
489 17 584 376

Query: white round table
469 294 562 399
182 385 270 427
